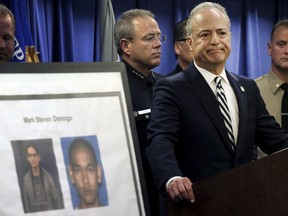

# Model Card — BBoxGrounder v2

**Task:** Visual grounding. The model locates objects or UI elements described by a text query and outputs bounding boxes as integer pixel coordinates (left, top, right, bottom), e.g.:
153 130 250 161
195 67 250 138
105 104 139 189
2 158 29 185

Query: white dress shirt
195 62 239 144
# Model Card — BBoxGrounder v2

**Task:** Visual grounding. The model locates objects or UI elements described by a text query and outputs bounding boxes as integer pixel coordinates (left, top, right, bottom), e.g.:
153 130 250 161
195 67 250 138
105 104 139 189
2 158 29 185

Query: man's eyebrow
277 40 288 42
88 163 97 167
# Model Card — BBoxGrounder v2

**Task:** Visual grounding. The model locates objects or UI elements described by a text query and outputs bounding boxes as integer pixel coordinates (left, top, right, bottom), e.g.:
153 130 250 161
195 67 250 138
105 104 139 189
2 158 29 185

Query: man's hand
167 177 195 203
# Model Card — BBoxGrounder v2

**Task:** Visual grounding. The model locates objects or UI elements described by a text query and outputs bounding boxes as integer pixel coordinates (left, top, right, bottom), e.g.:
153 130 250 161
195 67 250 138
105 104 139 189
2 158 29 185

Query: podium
167 149 288 216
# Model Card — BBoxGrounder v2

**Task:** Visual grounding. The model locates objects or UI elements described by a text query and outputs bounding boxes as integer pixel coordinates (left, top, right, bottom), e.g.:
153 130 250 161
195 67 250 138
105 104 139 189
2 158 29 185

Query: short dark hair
0 3 16 31
69 138 97 165
173 18 190 43
270 19 288 41
26 144 40 155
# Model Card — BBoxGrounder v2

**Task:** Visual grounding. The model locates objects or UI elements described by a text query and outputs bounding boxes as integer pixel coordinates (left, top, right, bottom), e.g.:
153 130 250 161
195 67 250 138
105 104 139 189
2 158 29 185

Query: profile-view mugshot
67 137 105 209
23 144 63 213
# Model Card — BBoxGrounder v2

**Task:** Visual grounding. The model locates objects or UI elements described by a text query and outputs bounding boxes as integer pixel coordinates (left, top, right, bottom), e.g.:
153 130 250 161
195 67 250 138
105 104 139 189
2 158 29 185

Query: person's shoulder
167 64 185 76
152 71 165 79
156 71 186 87
41 167 53 177
229 71 256 83
228 72 259 89
169 71 185 80
163 70 185 80
254 72 269 83
23 170 31 179
166 71 176 77
166 69 182 77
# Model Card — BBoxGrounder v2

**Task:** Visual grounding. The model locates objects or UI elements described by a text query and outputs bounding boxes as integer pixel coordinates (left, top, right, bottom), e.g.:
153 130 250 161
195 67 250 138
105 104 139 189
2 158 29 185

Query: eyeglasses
127 34 167 44
28 153 39 158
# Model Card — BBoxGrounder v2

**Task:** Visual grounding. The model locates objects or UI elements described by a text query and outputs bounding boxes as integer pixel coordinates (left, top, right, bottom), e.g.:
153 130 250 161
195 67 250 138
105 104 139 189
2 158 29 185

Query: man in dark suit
146 1 288 209
167 18 193 76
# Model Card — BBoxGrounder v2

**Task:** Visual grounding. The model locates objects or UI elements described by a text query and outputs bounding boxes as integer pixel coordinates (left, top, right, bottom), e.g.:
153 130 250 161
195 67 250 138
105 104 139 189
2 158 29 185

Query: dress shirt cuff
165 176 183 190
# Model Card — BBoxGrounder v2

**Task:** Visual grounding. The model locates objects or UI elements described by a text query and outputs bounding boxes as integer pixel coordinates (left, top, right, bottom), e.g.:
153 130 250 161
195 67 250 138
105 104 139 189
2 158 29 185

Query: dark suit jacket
166 64 182 77
147 63 288 192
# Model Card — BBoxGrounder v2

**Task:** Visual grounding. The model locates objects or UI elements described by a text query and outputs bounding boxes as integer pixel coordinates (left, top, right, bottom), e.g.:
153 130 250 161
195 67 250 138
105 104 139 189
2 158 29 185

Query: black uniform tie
281 83 288 131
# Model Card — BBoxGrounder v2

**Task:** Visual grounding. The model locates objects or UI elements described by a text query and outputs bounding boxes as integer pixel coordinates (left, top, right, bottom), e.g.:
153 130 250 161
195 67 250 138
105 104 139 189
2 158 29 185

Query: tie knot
281 83 288 92
214 76 222 86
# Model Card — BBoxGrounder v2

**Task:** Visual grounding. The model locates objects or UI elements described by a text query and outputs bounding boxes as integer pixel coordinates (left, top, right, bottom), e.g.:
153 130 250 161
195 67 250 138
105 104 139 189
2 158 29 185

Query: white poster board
0 62 145 216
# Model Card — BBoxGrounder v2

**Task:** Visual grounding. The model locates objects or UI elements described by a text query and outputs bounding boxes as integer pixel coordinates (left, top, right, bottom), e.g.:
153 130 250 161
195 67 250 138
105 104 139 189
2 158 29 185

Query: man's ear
174 42 181 55
68 165 75 184
187 37 193 51
97 165 102 184
268 42 272 56
120 39 131 55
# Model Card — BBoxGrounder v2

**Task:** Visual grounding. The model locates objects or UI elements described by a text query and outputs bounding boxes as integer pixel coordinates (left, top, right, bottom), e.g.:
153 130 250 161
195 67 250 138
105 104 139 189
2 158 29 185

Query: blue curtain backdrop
116 0 287 78
111 0 288 78
1 0 287 78
24 0 117 62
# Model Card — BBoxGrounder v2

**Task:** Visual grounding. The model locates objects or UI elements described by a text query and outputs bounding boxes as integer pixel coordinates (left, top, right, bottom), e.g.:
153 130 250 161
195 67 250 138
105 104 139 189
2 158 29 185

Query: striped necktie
215 76 236 151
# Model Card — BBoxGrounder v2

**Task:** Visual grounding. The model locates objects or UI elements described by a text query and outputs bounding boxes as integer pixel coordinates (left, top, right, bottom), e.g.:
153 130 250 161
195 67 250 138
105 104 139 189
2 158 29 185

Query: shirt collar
123 60 145 78
122 59 157 87
194 61 228 85
268 70 285 94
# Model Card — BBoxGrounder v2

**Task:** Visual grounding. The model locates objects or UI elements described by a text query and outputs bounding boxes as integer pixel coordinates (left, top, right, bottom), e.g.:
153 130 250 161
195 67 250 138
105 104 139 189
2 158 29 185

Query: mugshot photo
11 138 64 213
61 135 109 210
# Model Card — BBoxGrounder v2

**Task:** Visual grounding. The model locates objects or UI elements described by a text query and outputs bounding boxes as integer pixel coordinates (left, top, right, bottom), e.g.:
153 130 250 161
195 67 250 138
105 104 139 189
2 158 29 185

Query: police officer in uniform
114 9 165 216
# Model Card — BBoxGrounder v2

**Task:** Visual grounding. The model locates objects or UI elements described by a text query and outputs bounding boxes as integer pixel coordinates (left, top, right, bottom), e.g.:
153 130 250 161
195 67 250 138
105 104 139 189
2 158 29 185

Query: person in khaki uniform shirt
255 19 288 158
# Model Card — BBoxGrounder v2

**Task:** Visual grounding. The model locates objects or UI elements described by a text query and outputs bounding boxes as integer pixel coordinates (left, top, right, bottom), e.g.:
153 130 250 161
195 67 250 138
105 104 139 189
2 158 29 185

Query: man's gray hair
187 2 230 35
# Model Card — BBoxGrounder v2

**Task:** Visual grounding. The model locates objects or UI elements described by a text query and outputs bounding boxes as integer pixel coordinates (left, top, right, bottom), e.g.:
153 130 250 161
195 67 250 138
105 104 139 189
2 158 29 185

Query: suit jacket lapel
185 64 235 153
226 72 247 152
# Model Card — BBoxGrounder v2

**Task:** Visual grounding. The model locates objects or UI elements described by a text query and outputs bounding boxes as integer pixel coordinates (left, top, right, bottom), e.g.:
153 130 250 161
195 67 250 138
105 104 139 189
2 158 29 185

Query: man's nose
82 170 89 183
210 32 220 44
284 43 288 53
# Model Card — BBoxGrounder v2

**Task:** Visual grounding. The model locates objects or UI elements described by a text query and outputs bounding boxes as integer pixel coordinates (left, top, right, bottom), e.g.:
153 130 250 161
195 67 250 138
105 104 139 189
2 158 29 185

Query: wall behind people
1 0 287 77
